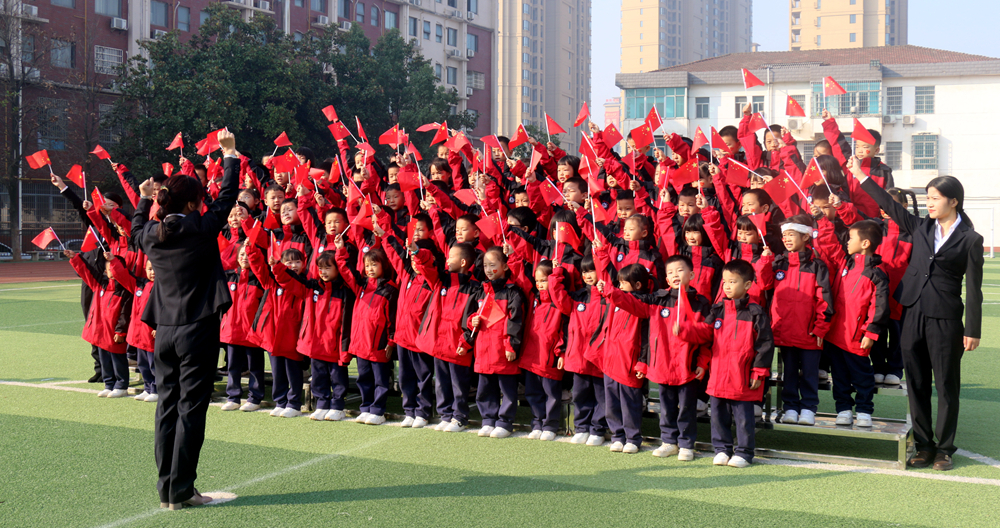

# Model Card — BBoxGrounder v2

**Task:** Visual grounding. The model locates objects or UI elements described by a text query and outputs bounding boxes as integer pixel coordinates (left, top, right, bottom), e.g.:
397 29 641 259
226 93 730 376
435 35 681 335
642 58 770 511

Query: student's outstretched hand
218 129 236 154
82 200 93 211
103 251 114 261
470 315 481 328
846 156 865 179
63 249 76 259
589 122 600 135
761 246 773 257
139 178 155 197
694 367 705 381
333 235 345 250
629 180 641 192
51 173 67 191
695 193 707 209
743 103 753 116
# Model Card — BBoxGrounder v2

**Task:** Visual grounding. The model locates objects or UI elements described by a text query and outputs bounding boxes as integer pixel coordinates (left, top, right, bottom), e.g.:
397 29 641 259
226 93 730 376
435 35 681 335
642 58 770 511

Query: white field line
0 319 83 330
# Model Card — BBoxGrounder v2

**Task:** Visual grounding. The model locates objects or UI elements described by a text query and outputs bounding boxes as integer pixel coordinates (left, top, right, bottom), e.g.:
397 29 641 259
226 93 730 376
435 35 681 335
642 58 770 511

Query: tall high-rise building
496 0 591 154
790 0 907 51
620 0 752 74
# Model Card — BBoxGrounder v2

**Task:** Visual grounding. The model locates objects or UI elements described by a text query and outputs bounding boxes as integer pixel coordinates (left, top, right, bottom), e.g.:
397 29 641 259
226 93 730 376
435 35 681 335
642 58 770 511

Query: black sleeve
504 287 526 356
207 157 241 233
864 269 891 340
60 187 93 228
751 304 774 370
965 232 985 339
860 177 920 236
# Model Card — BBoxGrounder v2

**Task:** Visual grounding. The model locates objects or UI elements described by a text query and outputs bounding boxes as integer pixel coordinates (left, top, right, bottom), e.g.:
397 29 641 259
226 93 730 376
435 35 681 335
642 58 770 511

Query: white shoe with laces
539 431 556 441
354 412 371 423
365 414 386 425
570 432 588 444
609 441 624 452
678 448 695 461
443 419 466 433
239 402 259 412
652 443 679 458
781 410 799 424
144 393 159 403
412 416 428 429
310 409 329 421
134 391 149 401
97 389 111 398
727 455 750 468
884 374 901 385
489 427 511 438
107 389 127 398
713 452 731 466
434 420 450 431
270 406 284 417
835 410 854 425
586 435 604 446
527 429 542 440
856 413 873 427
798 409 816 426
325 409 345 421
622 443 639 454
280 408 302 418
478 425 495 437
874 373 886 384
400 416 415 428
220 402 240 411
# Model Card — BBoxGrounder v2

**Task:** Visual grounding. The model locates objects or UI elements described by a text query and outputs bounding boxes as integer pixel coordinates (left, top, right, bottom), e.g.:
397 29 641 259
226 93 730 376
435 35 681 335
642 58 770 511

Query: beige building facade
790 0 907 51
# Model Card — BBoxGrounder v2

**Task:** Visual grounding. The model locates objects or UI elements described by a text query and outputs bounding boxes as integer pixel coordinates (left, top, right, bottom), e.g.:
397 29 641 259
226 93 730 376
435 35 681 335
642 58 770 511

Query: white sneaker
280 408 302 418
754 405 763 418
270 406 285 417
609 441 624 452
144 393 158 403
325 410 346 421
354 412 371 423
818 369 829 380
220 402 240 411
478 425 495 437
134 391 149 401
798 409 816 426
107 389 127 398
570 432 588 444
310 409 329 421
97 389 111 398
539 431 557 441
856 413 873 427
489 427 511 438
622 443 639 454
527 429 542 440
586 434 604 446
678 448 695 461
412 416 428 429
884 374 901 385
443 420 466 433
713 452 731 466
781 410 799 424
652 443 679 458
240 402 260 412
727 455 750 468
874 373 886 384
835 410 853 425
365 414 386 425
434 420 450 431
400 416 415 428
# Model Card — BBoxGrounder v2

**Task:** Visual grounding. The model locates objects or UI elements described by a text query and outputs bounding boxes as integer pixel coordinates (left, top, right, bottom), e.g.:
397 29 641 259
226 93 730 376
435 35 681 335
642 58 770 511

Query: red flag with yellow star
603 122 624 146
823 76 847 97
742 68 765 89
629 123 654 149
786 96 806 117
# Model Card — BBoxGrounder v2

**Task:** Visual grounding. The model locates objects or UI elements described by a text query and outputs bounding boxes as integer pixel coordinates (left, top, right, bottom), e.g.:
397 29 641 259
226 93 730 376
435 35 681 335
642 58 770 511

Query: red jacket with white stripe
71 255 131 354
274 265 354 365
106 260 155 353
509 258 569 381
248 244 305 359
220 267 265 348
765 249 835 350
598 284 647 388
546 265 605 378
462 276 526 376
335 247 397 363
384 236 437 353
412 250 479 367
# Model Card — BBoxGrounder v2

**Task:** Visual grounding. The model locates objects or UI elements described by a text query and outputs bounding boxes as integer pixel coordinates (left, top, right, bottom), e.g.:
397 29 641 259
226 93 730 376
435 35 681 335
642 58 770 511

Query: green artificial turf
2 273 1000 527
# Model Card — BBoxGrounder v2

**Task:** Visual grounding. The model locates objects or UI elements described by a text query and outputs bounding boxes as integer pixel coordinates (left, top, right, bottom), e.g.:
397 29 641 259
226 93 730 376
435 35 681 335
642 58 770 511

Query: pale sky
589 0 1000 123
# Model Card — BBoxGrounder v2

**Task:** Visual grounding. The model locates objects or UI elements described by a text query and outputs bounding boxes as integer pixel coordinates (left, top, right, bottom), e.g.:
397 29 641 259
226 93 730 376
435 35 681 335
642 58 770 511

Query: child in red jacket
596 260 652 454
604 255 713 461
871 188 916 385
764 214 835 426
275 250 356 421
815 218 890 428
108 258 158 403
220 245 266 412
679 259 774 468
68 250 133 398
459 247 526 439
334 238 398 426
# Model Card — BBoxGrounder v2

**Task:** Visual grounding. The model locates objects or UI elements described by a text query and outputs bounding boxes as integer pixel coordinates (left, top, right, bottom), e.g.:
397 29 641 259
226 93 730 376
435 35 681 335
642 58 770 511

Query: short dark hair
558 155 581 173
718 125 738 140
451 242 477 265
866 129 882 149
615 190 635 202
810 184 831 202
507 206 538 233
618 264 650 292
281 248 305 262
263 183 285 197
564 176 588 195
324 207 348 223
484 246 508 265
430 158 451 175
457 214 480 230
850 219 883 248
784 214 815 228
664 254 693 272
579 253 596 273
385 183 401 193
678 186 700 199
723 259 755 283
535 259 554 277
682 213 709 243
815 139 831 151
315 250 337 267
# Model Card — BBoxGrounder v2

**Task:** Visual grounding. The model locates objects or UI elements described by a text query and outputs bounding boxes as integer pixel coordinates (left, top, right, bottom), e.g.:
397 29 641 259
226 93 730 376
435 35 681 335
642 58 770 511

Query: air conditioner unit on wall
315 15 329 25
882 115 896 125
153 30 168 39
467 12 475 21
339 21 352 31
466 87 473 96
111 17 128 30
788 118 802 130
902 115 916 125
22 4 38 17
466 49 475 58
255 0 270 11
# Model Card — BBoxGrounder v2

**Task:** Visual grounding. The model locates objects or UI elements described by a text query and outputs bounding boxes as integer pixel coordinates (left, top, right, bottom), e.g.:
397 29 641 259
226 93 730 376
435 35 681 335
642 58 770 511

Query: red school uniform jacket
598 284 648 389
247 244 305 360
384 236 438 353
274 264 355 365
546 265 606 378
679 296 774 402
71 255 132 354
412 250 480 367
107 260 155 353
766 249 835 350
508 257 570 381
815 218 890 357
220 267 265 348
461 277 526 376
876 217 913 320
608 286 713 387
335 247 397 363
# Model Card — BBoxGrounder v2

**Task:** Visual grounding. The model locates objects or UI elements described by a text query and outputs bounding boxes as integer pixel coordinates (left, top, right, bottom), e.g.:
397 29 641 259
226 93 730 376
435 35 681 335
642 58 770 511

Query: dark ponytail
926 175 972 229
887 187 920 217
156 175 205 242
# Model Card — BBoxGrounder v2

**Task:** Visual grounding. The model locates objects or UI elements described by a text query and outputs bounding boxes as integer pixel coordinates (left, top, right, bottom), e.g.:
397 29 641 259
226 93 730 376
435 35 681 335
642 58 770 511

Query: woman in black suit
132 130 240 508
850 157 983 471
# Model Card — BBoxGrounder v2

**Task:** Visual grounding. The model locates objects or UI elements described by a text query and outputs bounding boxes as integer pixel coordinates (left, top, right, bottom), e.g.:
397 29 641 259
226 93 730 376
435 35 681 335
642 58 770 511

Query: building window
340 0 351 18
38 98 69 151
695 97 709 118
371 6 379 26
99 104 123 145
385 11 397 30
446 66 457 85
752 95 764 114
886 86 902 115
311 0 325 11
801 142 816 161
51 40 75 69
812 80 881 116
151 1 168 27
522 102 530 114
915 86 935 114
95 0 120 17
816 17 821 27
522 52 529 64
849 33 856 43
850 14 856 23
434 63 442 80
177 7 190 31
200 10 210 26
522 69 529 80
356 3 365 23
522 86 530 97
467 33 479 52
468 0 478 14
447 27 457 47
791 94 806 113
734 96 747 118
467 70 485 90
423 21 431 40
884 142 902 170
624 87 686 120
409 17 418 37
94 45 123 75
435 24 443 43
912 135 937 170
295 0 304 7
52 0 75 7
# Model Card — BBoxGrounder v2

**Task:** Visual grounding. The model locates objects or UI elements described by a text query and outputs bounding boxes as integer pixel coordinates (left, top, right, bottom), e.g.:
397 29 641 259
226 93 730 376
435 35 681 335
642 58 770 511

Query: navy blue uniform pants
435 358 473 425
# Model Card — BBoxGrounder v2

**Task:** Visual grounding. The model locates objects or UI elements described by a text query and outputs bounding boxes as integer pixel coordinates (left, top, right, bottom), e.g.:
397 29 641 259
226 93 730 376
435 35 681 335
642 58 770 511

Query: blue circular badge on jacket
660 308 669 318
276 288 284 296
577 303 586 312
616 254 624 262
775 271 785 281
441 288 448 296
230 283 237 291
136 289 143 297
714 320 722 329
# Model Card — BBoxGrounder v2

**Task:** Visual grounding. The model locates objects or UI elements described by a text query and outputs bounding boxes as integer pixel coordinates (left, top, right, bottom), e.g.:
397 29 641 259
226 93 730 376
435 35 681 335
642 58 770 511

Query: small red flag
405 142 423 161
444 132 470 153
742 68 765 89
852 118 877 147
725 159 752 186
430 121 449 145
328 121 351 141
453 189 478 207
555 222 581 250
482 135 502 151
166 132 184 151
481 293 507 327
347 181 363 205
509 124 530 149
644 106 663 134
352 197 374 231
263 209 281 230
195 138 210 156
80 227 101 252
475 214 501 242
603 123 624 146
572 102 590 128
823 76 847 97
671 159 701 187
355 117 368 143
591 201 612 223
540 179 564 205
629 123 654 149
65 165 84 187
91 145 111 160
786 96 806 117
748 213 769 239
90 187 107 209
748 113 768 134
545 113 567 135
711 127 732 155
273 131 292 147
527 148 544 174
416 122 440 133
162 162 174 177
762 172 795 204
31 227 58 250
378 124 401 147
406 218 419 245
799 157 824 188
242 218 267 249
356 142 376 155
396 166 421 192
691 127 709 153
26 150 50 170
321 104 339 122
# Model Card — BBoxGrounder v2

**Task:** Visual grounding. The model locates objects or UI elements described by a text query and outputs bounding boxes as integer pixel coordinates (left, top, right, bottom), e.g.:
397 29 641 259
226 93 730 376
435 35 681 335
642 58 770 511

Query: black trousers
900 309 965 456
153 318 220 504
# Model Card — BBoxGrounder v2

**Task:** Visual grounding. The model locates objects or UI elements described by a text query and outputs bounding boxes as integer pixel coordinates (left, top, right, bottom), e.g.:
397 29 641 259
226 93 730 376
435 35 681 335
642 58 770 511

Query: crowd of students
54 103 923 469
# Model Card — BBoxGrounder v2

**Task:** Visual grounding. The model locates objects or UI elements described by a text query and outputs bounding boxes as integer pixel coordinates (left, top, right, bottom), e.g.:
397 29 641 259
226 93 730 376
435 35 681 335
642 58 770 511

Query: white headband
780 223 812 235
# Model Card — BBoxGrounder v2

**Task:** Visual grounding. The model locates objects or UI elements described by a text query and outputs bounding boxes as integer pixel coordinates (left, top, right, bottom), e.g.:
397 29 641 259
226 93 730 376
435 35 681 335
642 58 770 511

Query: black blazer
861 178 984 338
132 156 240 327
